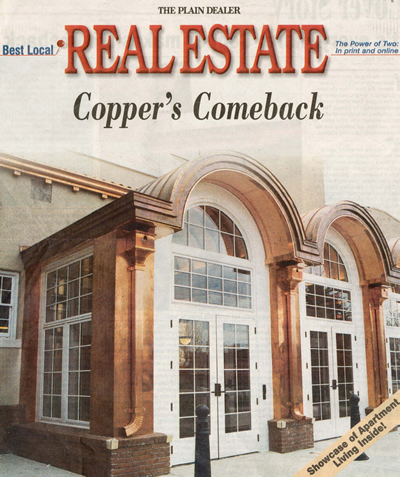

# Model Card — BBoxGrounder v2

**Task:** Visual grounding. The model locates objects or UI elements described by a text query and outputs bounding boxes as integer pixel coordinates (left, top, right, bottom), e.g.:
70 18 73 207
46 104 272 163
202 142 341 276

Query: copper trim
0 152 132 198
123 229 155 437
279 265 306 421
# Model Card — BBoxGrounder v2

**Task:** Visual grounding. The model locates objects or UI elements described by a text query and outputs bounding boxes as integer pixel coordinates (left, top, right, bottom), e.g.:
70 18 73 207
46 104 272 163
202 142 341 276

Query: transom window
304 244 348 282
173 206 248 260
174 256 251 309
385 300 400 328
305 284 352 322
42 255 93 426
0 272 18 337
389 283 400 294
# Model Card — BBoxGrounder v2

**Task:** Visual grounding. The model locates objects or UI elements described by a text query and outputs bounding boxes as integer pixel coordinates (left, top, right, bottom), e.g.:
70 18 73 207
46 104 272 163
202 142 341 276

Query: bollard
349 392 369 461
195 404 211 477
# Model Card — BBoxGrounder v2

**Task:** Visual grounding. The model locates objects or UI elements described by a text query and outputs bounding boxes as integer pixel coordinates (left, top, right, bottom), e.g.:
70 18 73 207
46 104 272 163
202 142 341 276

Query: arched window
302 240 358 429
304 243 352 322
304 243 348 282
384 294 400 395
172 205 251 309
172 206 248 260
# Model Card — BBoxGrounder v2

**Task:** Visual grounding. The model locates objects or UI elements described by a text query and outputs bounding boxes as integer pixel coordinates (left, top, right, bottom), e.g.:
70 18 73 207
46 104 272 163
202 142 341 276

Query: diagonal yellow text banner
294 390 400 477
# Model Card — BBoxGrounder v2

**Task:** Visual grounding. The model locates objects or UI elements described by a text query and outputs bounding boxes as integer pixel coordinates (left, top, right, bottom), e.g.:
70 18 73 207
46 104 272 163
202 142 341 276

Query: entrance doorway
177 316 259 462
303 321 356 441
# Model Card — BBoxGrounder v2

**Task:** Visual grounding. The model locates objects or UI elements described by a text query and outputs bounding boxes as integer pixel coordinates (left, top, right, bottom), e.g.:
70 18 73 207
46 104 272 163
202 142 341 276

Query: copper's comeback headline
64 25 329 75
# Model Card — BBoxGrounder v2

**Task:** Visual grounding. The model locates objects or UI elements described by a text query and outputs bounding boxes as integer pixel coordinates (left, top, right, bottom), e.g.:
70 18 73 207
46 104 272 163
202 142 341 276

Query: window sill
0 338 22 348
39 418 90 430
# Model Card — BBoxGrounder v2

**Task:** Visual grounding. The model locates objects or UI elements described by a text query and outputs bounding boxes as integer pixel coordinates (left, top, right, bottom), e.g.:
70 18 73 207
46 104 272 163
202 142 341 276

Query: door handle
211 383 225 397
331 379 337 390
262 384 267 400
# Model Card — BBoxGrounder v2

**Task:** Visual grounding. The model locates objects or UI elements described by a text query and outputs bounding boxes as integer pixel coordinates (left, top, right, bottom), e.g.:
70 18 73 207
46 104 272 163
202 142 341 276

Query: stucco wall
0 348 21 404
0 169 115 271
0 168 115 405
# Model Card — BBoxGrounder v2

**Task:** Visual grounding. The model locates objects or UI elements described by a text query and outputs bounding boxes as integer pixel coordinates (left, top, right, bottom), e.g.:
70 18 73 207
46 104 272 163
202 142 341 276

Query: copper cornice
0 152 132 198
20 191 178 269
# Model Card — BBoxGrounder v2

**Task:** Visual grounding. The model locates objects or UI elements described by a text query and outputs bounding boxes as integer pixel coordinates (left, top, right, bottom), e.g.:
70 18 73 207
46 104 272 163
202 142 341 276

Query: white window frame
37 247 93 428
384 291 400 396
173 253 252 310
171 198 254 312
300 230 369 432
302 240 355 323
0 270 20 348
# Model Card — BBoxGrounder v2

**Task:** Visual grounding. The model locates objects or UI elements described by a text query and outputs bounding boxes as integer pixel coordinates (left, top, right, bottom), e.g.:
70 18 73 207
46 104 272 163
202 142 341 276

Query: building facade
1 152 400 476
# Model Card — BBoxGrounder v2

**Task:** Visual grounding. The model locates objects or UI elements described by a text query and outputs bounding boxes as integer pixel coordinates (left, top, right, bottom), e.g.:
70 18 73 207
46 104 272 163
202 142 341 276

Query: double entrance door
177 316 259 463
303 321 357 441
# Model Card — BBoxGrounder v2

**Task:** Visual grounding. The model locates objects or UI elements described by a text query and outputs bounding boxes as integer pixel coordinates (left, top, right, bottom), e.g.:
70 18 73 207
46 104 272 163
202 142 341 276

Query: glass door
214 317 259 458
177 316 259 462
305 325 355 440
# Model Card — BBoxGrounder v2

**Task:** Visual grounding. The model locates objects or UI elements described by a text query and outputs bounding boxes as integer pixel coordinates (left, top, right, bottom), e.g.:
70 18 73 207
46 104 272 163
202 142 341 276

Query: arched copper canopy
140 153 400 283
303 201 400 284
139 152 318 265
20 151 400 285
389 238 400 269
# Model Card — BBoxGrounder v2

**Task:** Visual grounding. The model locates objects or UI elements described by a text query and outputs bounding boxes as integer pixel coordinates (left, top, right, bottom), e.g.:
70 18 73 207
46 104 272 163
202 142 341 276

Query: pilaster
270 263 306 420
362 284 389 409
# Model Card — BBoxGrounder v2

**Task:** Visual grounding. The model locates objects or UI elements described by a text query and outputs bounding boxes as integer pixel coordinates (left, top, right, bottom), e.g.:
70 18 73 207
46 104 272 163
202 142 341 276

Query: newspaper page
1 0 400 476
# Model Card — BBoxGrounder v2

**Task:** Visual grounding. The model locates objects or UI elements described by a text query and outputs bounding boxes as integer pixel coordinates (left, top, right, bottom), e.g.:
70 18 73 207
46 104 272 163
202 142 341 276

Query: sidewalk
0 454 81 476
168 432 400 477
1 432 399 476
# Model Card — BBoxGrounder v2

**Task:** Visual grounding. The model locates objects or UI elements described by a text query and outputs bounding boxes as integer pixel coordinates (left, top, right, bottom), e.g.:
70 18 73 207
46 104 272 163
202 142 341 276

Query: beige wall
0 348 21 405
0 168 115 405
0 170 115 271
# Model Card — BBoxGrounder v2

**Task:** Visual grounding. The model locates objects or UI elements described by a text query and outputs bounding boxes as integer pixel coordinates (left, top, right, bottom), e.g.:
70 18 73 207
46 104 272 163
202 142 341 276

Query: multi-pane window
223 324 251 433
179 320 210 438
336 333 354 417
310 331 331 421
46 257 93 323
43 327 63 418
68 321 91 422
42 255 93 425
173 206 248 259
385 300 400 328
389 338 400 394
390 283 400 295
0 272 18 337
305 284 352 321
174 256 251 309
304 244 348 282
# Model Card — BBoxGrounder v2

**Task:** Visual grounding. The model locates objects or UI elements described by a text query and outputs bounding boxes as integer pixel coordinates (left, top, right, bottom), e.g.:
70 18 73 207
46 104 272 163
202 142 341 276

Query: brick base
268 418 314 453
0 405 25 453
6 423 170 477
